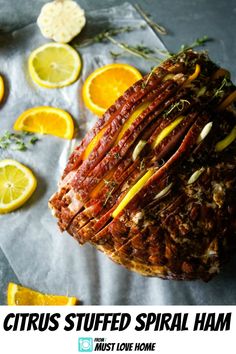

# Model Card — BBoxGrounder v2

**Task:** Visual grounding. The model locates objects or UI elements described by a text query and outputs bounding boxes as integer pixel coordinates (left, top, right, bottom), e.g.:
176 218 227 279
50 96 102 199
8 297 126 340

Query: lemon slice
0 159 37 214
112 169 154 218
82 63 142 116
14 106 74 139
28 43 81 88
7 283 78 305
0 75 4 103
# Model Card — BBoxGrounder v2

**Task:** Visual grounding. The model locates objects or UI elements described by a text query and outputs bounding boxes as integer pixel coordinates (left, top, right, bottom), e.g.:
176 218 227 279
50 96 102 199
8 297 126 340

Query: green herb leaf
14 141 27 151
0 131 39 151
30 136 39 145
109 51 122 59
4 131 12 140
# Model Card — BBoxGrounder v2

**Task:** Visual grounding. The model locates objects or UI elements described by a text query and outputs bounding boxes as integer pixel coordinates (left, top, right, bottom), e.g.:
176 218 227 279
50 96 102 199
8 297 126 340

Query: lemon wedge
14 106 74 139
7 283 77 305
0 159 37 214
28 43 81 88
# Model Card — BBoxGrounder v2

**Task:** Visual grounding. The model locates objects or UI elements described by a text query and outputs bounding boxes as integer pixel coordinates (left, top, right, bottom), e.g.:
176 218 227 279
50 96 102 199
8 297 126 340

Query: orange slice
0 75 4 103
7 283 78 305
186 64 201 84
82 126 107 160
116 101 150 143
82 63 142 116
13 106 74 139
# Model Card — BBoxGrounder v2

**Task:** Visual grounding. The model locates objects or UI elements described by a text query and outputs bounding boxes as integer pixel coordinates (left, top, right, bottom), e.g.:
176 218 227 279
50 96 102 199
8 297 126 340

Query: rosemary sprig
134 4 167 35
0 131 39 151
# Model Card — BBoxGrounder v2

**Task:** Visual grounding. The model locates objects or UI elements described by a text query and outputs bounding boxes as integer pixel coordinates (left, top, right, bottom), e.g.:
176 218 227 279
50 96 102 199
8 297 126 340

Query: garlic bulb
37 0 86 43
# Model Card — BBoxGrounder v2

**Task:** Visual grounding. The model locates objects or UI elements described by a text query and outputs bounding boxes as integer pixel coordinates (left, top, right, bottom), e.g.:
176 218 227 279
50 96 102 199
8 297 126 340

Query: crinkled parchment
0 3 235 305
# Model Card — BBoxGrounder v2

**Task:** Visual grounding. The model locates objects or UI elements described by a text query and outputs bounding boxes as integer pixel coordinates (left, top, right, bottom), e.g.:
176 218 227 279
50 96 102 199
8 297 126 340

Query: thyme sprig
212 76 231 99
106 35 162 63
110 45 155 59
134 4 167 35
74 25 164 63
163 99 191 118
142 36 212 88
103 179 116 187
179 36 212 52
103 179 117 207
75 18 210 69
76 26 137 48
159 36 211 63
0 131 39 151
142 65 157 89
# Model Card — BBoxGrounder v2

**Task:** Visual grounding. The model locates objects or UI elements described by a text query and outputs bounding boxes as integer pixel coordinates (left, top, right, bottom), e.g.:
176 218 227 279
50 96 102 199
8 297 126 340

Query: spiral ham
49 50 236 281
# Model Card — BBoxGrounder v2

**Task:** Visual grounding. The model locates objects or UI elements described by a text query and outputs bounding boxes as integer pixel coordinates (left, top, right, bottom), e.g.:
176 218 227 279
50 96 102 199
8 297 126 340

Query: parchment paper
0 3 235 305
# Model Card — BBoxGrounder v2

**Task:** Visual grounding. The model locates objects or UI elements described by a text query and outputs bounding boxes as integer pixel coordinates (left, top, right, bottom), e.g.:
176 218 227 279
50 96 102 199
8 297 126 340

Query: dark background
0 0 235 304
0 0 235 80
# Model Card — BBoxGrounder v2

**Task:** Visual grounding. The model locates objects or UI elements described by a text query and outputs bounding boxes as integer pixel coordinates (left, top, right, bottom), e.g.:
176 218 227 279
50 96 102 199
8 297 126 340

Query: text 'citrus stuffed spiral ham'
49 50 236 281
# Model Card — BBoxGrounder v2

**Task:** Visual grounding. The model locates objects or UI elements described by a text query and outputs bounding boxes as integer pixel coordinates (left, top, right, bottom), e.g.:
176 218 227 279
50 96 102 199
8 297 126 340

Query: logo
78 337 93 352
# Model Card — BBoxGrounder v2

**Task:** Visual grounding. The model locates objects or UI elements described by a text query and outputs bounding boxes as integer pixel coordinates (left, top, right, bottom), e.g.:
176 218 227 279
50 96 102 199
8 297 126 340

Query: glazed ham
49 50 236 281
